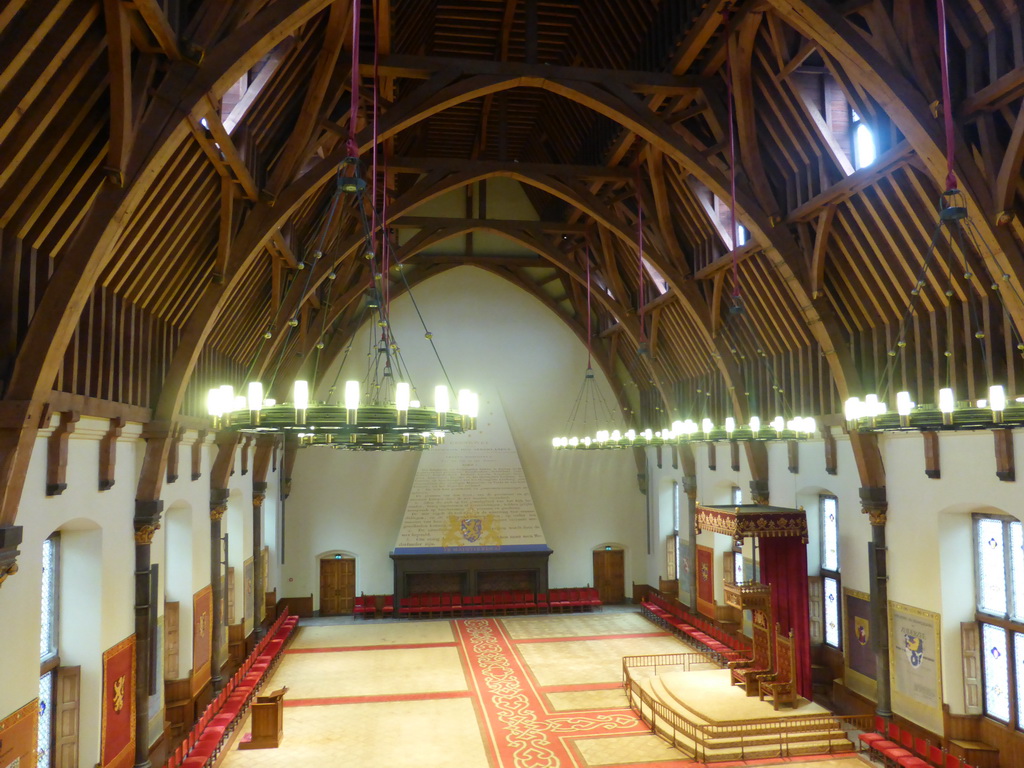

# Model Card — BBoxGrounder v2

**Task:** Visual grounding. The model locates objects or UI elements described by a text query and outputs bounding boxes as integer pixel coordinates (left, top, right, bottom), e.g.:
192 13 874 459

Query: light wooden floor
217 610 871 768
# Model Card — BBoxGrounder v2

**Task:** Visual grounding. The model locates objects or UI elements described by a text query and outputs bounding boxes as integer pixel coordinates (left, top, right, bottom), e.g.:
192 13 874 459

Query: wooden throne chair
759 624 797 710
729 609 773 695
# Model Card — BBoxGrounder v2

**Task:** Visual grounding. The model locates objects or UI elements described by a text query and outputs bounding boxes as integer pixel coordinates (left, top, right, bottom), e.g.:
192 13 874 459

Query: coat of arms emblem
460 518 483 543
855 616 869 645
904 633 924 667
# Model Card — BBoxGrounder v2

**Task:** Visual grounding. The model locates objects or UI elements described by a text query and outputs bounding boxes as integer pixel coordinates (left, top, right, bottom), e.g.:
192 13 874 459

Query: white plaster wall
0 418 283 752
284 266 645 602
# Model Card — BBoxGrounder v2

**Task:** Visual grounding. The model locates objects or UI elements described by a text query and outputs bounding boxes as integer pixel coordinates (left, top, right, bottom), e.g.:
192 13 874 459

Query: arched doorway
318 553 356 616
593 545 625 604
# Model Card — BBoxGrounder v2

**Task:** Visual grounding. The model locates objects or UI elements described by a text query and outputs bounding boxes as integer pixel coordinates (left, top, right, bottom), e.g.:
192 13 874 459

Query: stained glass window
731 486 742 505
982 623 1010 722
37 671 53 768
40 536 57 660
977 518 1007 616
821 496 839 572
734 549 745 583
824 576 840 647
672 482 681 580
1011 523 1024 622
1015 633 1024 727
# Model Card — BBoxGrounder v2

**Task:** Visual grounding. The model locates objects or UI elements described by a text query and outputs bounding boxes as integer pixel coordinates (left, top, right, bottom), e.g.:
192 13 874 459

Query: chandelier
206 157 478 450
844 1 1024 435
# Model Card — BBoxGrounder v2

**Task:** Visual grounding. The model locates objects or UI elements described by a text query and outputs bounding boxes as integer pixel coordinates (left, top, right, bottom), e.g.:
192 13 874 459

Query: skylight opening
642 258 669 295
851 110 876 170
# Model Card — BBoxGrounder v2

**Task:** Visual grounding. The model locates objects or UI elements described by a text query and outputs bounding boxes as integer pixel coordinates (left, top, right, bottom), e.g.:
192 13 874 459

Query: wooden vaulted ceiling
2 0 1024 441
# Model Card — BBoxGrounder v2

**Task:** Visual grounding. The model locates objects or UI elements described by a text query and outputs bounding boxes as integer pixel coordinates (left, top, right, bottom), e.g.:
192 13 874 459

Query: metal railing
622 654 872 763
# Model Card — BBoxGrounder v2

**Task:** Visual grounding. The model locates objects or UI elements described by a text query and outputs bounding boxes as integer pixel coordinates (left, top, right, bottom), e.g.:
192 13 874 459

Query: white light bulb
610 430 622 441
804 417 816 435
771 416 784 431
396 382 411 411
642 428 653 441
344 380 360 410
582 436 592 447
702 418 713 434
434 385 450 413
596 430 610 443
844 397 861 421
552 437 561 448
990 385 1007 412
625 429 636 441
569 436 579 447
207 388 223 417
749 416 760 433
896 391 914 417
938 388 955 413
293 380 309 410
220 385 235 412
724 417 735 433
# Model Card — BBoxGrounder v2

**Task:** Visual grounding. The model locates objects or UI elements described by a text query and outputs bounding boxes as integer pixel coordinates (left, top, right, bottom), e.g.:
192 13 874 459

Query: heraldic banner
696 545 714 618
193 585 213 694
888 600 942 733
0 698 39 768
844 588 875 680
101 634 136 768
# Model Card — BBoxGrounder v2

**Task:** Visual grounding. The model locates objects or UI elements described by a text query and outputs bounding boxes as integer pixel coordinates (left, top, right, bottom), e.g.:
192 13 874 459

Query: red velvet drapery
759 535 812 699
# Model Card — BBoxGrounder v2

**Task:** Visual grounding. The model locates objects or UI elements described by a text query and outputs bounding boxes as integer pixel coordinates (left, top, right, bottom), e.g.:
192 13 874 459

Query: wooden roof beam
126 0 182 60
103 0 134 186
388 157 635 180
360 54 712 94
391 216 589 233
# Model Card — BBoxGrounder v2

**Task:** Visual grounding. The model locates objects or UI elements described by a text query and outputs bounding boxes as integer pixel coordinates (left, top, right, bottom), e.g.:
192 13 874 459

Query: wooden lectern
240 687 286 749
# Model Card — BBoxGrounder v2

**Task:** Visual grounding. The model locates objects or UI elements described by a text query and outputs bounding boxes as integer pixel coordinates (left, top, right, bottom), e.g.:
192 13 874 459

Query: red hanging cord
638 193 646 343
347 0 361 157
724 5 740 300
936 0 958 191
586 248 593 370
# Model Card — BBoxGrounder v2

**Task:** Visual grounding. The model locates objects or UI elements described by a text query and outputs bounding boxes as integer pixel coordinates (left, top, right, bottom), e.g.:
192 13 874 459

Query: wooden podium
240 687 286 749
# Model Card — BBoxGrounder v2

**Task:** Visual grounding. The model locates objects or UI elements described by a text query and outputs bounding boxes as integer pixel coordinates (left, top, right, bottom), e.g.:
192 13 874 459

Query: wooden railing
622 654 873 763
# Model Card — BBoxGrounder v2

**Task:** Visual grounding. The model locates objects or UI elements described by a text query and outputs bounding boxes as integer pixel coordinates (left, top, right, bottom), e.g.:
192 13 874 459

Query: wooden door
319 557 355 615
593 549 625 604
164 601 179 680
54 666 79 768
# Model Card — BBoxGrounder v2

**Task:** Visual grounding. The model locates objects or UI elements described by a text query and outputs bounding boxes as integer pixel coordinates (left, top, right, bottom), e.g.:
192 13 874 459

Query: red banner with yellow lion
101 635 136 768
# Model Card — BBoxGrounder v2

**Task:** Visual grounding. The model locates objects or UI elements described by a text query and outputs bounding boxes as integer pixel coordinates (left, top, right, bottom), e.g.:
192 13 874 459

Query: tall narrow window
821 496 841 648
851 109 876 169
731 486 742 505
39 534 60 768
672 481 681 580
974 515 1024 729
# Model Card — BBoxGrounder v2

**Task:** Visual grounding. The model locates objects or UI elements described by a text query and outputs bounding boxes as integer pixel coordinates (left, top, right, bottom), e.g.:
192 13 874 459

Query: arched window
821 495 841 649
974 515 1024 727
38 534 60 768
851 110 876 170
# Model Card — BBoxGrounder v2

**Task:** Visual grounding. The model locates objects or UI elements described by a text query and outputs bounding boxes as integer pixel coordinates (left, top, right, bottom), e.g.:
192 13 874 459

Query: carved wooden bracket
191 429 207 481
282 435 299 499
787 440 799 474
923 430 940 479
240 435 252 476
994 428 1015 482
47 411 80 495
166 426 184 484
823 427 837 475
98 416 126 491
730 440 740 472
707 442 716 471
0 525 23 590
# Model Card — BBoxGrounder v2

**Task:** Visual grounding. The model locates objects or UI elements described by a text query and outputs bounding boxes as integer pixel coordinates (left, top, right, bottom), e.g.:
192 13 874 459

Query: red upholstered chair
896 737 932 768
450 592 463 615
944 754 964 768
729 611 773 695
382 594 394 616
535 591 549 613
872 722 912 765
439 592 452 616
758 626 797 710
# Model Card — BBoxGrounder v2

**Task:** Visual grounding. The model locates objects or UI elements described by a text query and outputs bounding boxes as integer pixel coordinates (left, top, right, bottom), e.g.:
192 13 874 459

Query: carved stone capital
252 493 265 508
0 561 18 587
682 475 697 499
0 525 24 589
210 504 227 522
859 486 888 527
749 479 770 506
134 524 160 545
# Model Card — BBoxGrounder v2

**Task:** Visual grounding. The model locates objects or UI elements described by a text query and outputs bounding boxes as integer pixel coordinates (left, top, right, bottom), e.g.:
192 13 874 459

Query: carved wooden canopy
695 503 808 543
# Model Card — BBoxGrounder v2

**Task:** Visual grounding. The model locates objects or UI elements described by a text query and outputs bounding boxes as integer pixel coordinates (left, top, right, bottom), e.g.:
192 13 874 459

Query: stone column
749 479 770 506
0 525 23 589
682 475 698 606
252 482 266 639
209 489 228 691
133 501 162 768
861 485 891 716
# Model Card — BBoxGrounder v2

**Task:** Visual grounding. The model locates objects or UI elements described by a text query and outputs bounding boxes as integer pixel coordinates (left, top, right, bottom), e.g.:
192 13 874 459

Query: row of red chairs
859 717 977 768
396 588 601 618
353 594 395 618
641 592 749 663
165 610 299 768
